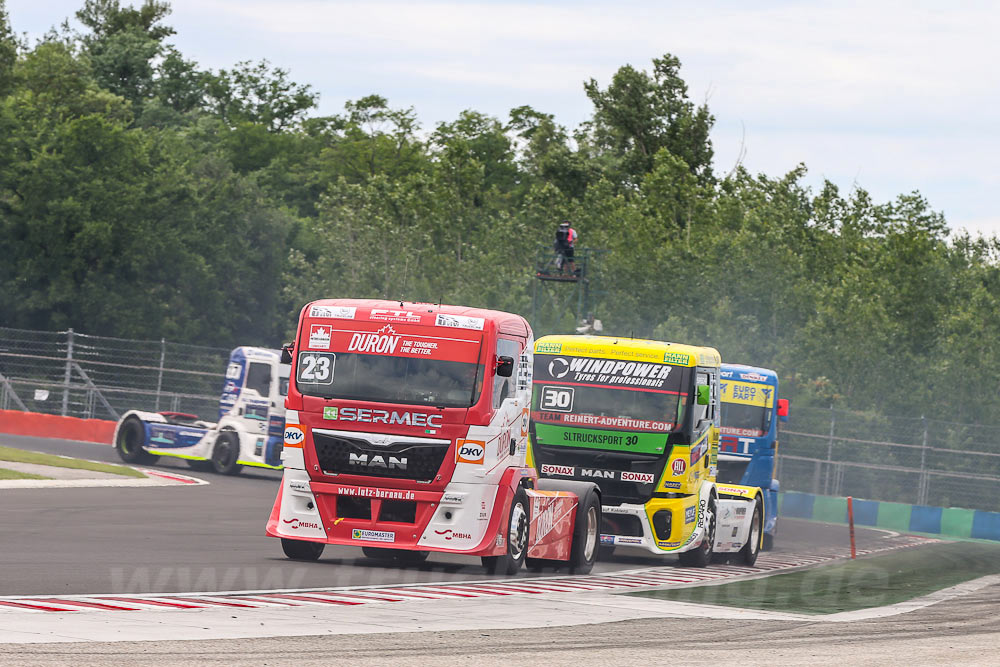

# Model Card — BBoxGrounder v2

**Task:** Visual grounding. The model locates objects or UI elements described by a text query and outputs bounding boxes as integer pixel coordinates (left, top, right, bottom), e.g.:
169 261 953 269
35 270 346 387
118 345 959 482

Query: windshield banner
720 380 774 408
304 321 480 364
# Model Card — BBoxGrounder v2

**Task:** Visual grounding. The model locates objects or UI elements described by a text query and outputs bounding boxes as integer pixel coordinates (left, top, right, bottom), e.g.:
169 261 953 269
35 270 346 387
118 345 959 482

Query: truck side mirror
778 398 790 421
280 343 294 364
696 384 710 405
496 356 515 377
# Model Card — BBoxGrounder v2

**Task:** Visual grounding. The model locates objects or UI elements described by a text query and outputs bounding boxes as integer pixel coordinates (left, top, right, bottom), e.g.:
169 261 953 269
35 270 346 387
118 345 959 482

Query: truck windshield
720 402 770 437
532 356 690 432
294 323 485 408
299 353 484 408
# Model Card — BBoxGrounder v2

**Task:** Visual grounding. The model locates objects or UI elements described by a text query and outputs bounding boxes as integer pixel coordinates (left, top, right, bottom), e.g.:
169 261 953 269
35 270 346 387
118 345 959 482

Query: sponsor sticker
310 305 356 319
283 425 305 446
621 471 654 484
323 406 339 420
602 506 635 514
441 492 465 505
456 439 486 465
370 308 421 323
671 458 687 475
600 534 616 545
225 363 242 380
739 372 768 382
663 351 691 366
540 464 574 476
282 518 321 531
435 313 485 330
337 407 443 429
657 541 680 548
536 341 562 354
348 325 400 354
736 506 747 516
308 324 332 349
288 480 311 492
685 505 696 524
615 536 643 545
663 481 682 489
351 529 395 543
717 484 751 496
434 529 472 541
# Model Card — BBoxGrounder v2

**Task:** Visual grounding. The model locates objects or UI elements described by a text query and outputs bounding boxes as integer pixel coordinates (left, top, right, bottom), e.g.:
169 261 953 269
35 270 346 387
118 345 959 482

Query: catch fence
0 327 231 421
777 405 1000 514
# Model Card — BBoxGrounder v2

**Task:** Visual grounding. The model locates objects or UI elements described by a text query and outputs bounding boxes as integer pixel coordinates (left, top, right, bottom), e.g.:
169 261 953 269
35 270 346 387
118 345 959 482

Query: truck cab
717 363 789 549
530 335 766 567
267 300 600 574
113 346 289 474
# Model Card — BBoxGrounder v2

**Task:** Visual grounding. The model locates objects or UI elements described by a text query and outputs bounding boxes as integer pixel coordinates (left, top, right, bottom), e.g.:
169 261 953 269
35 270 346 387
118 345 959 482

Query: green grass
0 467 52 480
628 541 1000 615
0 445 146 478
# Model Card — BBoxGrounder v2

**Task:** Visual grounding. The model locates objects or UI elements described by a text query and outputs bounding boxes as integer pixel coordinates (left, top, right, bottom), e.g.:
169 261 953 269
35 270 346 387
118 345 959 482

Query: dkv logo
456 439 486 464
348 325 400 354
283 426 305 445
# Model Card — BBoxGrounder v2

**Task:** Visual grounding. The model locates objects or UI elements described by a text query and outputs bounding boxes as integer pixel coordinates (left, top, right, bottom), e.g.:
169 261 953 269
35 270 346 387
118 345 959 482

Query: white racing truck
113 347 289 475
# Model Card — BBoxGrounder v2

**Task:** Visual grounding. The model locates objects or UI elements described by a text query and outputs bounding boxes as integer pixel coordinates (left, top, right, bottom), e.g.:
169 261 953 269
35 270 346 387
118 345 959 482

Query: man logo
456 439 486 464
548 357 570 379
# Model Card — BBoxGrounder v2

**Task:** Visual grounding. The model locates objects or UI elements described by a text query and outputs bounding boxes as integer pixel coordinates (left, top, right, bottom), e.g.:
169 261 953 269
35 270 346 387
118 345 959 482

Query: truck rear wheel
116 417 152 464
211 431 242 475
678 496 716 568
482 487 528 575
739 498 763 566
281 538 324 561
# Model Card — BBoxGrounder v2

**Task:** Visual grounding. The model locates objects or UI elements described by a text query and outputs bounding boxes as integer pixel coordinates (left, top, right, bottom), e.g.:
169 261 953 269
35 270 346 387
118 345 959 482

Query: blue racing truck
113 347 289 475
717 364 789 550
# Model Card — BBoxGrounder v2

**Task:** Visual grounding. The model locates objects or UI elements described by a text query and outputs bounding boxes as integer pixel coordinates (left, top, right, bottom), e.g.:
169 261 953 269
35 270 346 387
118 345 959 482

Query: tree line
2 1 999 426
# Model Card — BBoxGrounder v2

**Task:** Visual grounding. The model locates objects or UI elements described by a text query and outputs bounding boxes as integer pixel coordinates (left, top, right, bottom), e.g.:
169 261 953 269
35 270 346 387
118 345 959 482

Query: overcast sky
7 0 1000 235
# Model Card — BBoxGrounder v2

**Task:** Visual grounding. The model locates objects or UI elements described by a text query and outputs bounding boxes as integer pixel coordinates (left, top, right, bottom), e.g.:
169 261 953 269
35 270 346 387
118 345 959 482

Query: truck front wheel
211 431 242 475
281 538 324 561
482 488 528 575
678 496 716 568
116 417 152 464
739 498 763 566
567 486 601 574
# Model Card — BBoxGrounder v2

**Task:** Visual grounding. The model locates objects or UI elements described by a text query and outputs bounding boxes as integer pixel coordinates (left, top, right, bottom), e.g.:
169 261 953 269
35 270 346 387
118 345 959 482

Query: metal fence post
61 328 74 416
824 404 835 495
919 415 929 505
154 337 166 411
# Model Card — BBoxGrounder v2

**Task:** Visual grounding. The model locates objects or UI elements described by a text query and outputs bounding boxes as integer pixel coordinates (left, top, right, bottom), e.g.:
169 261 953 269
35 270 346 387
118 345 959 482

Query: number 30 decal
540 385 574 412
297 352 336 384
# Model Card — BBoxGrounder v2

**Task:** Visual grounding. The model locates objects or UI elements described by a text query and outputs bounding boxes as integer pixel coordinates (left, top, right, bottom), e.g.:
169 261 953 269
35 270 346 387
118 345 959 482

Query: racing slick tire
211 431 242 475
533 479 601 574
678 495 716 568
362 547 429 564
115 416 156 464
739 498 763 566
482 487 529 575
281 538 324 561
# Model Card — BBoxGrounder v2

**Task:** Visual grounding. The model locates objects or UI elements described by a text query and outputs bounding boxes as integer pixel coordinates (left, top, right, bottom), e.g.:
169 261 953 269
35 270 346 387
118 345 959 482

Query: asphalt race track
1 433 895 597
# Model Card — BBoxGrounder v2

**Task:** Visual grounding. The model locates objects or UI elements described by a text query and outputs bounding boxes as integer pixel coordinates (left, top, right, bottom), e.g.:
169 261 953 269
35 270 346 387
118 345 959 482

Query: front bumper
600 496 702 555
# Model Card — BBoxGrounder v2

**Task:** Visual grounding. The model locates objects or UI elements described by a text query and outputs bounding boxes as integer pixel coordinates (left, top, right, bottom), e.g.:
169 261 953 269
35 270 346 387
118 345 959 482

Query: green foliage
0 7 997 427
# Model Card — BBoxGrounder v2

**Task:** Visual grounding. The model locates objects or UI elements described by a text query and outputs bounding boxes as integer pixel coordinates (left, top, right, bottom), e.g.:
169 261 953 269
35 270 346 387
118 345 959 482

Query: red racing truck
266 299 601 574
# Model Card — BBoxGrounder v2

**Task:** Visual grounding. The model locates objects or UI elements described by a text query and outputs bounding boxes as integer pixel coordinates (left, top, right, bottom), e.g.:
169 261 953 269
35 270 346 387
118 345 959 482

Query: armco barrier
779 491 1000 542
0 409 116 444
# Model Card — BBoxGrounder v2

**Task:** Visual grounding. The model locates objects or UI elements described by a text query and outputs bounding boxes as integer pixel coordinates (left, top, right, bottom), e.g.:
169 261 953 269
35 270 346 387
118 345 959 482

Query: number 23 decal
297 352 336 384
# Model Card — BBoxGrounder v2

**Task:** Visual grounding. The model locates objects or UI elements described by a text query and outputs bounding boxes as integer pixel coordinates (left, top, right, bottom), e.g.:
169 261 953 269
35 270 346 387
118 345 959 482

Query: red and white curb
0 535 937 614
0 467 207 490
